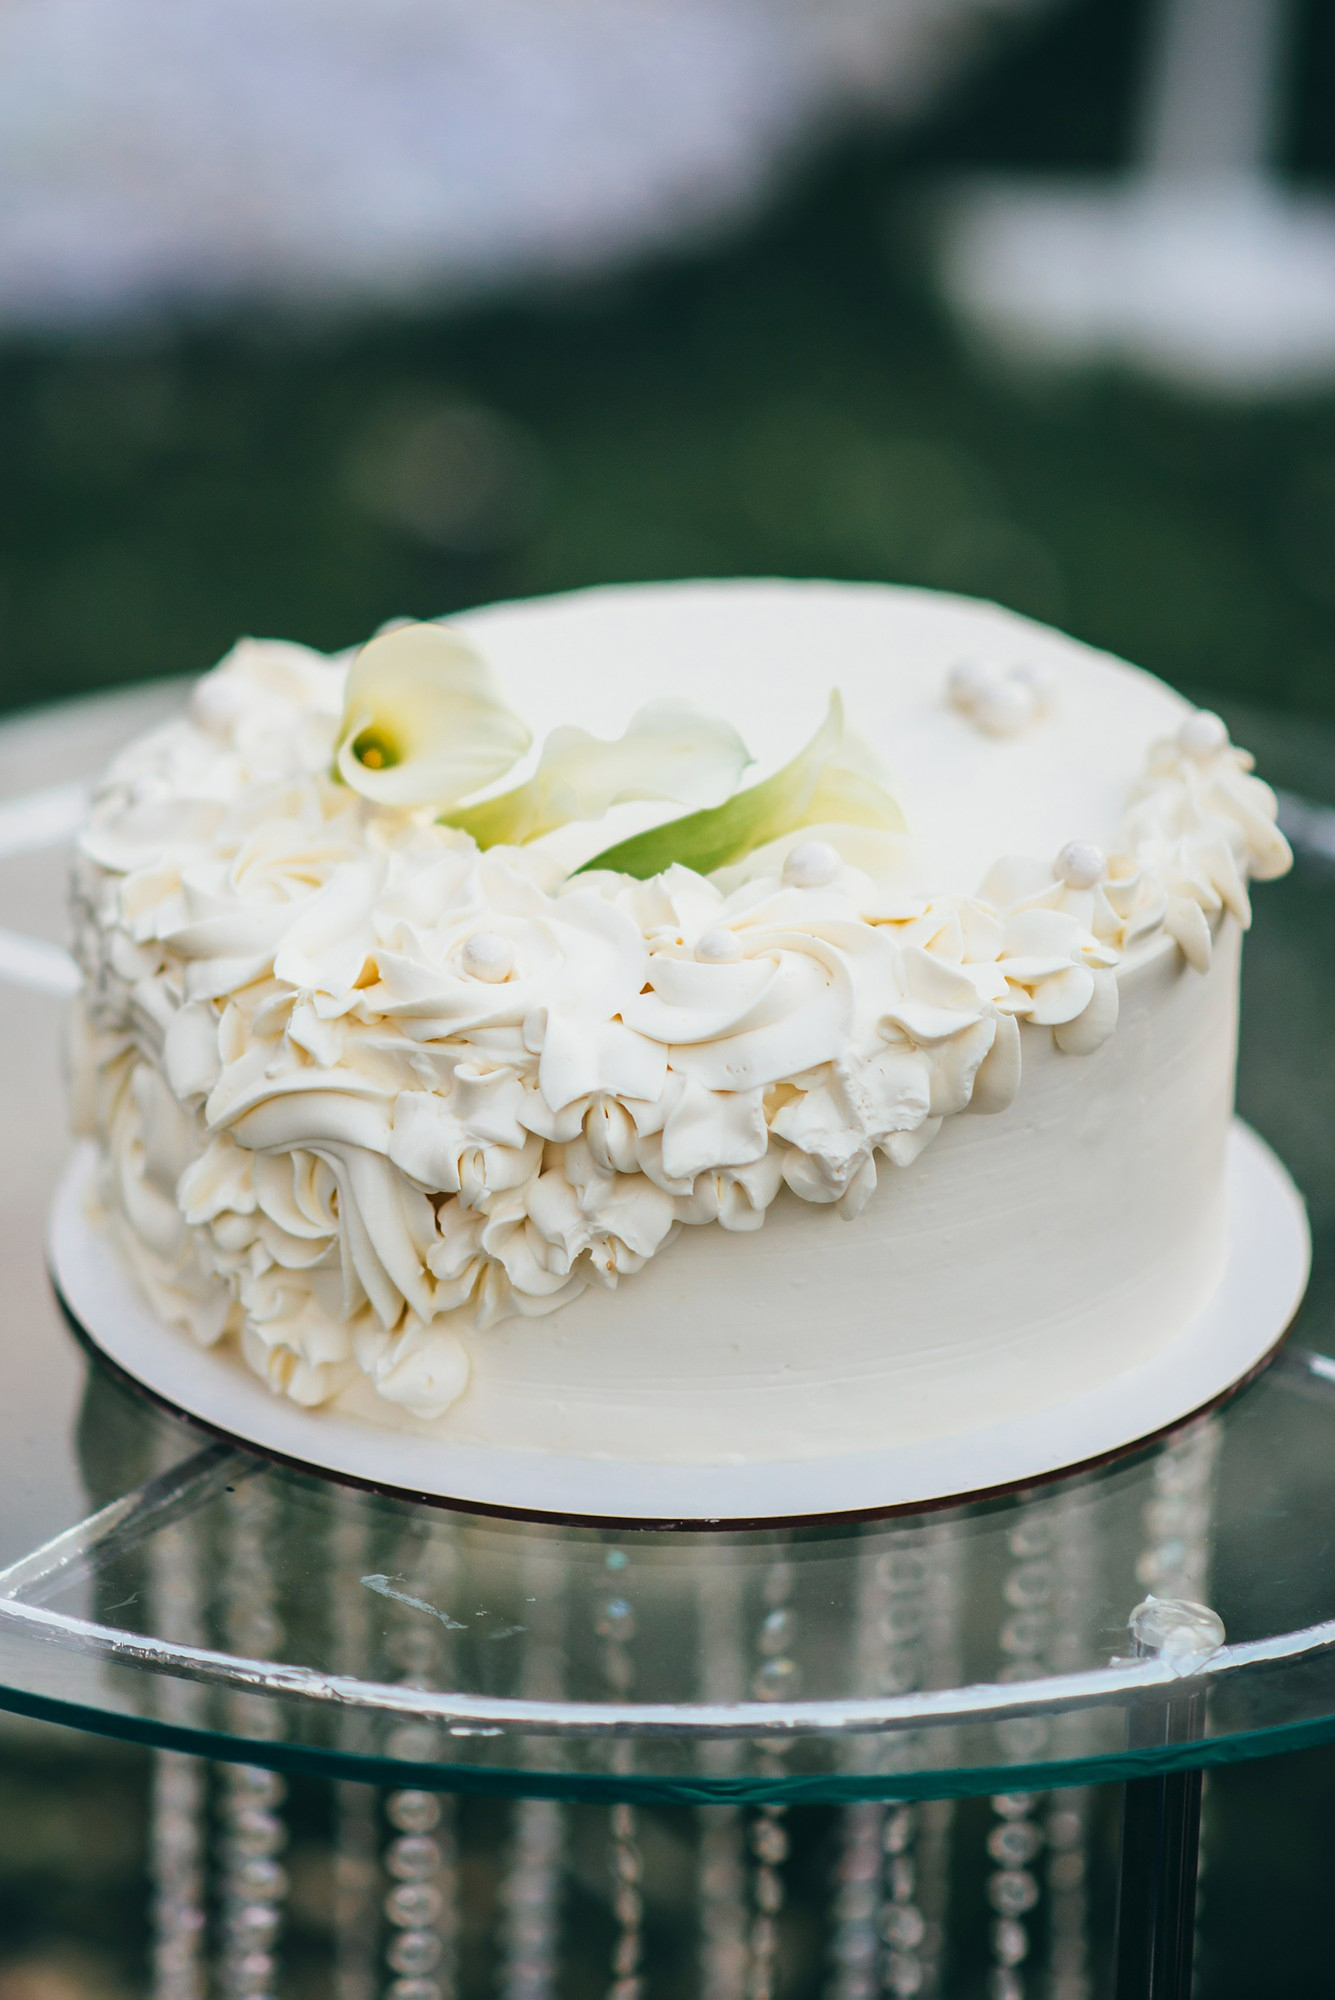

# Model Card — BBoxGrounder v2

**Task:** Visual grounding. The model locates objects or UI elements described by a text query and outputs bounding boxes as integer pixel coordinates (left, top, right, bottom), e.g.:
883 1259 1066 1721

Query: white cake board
48 1124 1309 1526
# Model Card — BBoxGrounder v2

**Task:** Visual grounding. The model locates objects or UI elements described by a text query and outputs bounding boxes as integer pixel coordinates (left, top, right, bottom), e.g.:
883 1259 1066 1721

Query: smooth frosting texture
69 580 1290 1453
405 922 1242 1460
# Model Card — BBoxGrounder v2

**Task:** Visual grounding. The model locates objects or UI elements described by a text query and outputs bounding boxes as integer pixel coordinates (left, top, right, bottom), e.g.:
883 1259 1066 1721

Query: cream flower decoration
336 623 752 847
580 691 905 879
445 700 751 847
335 622 532 809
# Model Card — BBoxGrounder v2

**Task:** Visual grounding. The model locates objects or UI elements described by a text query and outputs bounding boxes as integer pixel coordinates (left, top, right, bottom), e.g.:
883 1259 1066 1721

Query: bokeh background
2 0 1334 1993
3 0 1334 725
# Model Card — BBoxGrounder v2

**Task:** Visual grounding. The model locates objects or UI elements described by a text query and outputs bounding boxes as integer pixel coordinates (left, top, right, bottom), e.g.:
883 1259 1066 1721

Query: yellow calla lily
446 700 751 848
334 622 532 809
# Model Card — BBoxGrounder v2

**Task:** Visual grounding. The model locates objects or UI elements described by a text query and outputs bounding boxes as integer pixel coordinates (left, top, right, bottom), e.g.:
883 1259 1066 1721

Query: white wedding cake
69 579 1292 1464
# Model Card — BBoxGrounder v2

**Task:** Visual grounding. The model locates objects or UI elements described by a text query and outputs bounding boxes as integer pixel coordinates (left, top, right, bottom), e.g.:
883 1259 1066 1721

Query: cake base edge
47 1125 1310 1525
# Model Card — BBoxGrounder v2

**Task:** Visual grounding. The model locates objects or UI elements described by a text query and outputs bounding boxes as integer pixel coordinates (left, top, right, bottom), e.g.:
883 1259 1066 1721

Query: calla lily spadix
579 691 905 880
334 622 532 809
444 700 752 848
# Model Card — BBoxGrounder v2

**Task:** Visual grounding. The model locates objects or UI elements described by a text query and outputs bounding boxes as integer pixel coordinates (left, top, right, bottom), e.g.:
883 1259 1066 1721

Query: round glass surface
0 686 1333 1804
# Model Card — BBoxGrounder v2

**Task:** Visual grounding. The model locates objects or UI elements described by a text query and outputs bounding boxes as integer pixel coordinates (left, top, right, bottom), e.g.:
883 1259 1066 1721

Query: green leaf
578 692 904 880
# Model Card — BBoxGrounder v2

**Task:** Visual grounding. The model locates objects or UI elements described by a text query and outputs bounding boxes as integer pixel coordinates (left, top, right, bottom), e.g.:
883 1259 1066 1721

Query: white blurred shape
937 0 1335 398
942 180 1335 396
0 0 1047 329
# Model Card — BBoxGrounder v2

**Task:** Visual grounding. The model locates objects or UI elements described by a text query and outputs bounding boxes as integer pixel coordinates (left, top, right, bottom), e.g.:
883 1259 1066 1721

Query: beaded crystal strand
380 1519 462 2000
148 1493 209 2000
985 1507 1060 2000
747 1558 798 2000
1042 1486 1103 2000
498 1531 567 2000
599 1547 646 2000
697 1559 749 2000
330 1504 380 2000
219 1477 289 2000
827 1522 958 2000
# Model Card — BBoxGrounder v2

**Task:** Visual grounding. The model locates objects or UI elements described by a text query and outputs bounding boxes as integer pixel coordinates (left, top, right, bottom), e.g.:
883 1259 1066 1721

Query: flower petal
335 623 531 808
447 699 750 847
579 691 905 880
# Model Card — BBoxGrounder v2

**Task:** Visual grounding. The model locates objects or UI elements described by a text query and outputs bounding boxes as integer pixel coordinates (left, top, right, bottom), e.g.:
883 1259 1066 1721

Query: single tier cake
69 580 1292 1462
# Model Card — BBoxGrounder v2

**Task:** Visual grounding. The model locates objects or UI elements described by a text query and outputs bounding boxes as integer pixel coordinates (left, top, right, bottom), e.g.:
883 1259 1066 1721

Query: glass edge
5 1684 1335 1805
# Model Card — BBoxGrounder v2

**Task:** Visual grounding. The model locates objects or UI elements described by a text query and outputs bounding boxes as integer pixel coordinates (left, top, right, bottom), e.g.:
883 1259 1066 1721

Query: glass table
0 685 1332 2000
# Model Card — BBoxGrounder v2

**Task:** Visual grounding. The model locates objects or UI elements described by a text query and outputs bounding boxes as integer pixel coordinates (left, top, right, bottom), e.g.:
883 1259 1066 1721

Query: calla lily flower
579 692 905 880
446 700 751 848
334 622 532 809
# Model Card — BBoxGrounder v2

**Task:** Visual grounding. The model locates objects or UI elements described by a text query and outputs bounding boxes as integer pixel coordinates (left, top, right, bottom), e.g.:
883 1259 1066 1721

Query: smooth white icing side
67 580 1289 1453
382 923 1239 1461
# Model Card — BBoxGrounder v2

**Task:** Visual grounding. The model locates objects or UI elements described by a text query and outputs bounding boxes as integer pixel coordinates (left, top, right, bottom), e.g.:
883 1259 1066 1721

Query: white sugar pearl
782 840 840 889
189 676 243 736
459 930 515 982
695 928 743 964
1053 840 1105 890
1178 710 1229 759
946 658 998 711
973 678 1037 738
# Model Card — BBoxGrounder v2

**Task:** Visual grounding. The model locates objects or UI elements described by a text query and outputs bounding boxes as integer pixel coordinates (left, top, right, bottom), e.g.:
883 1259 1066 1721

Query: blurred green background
3 0 1334 727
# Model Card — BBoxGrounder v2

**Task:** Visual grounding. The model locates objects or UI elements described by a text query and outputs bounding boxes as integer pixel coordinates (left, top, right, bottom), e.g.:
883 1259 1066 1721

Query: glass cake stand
1 685 1333 2000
